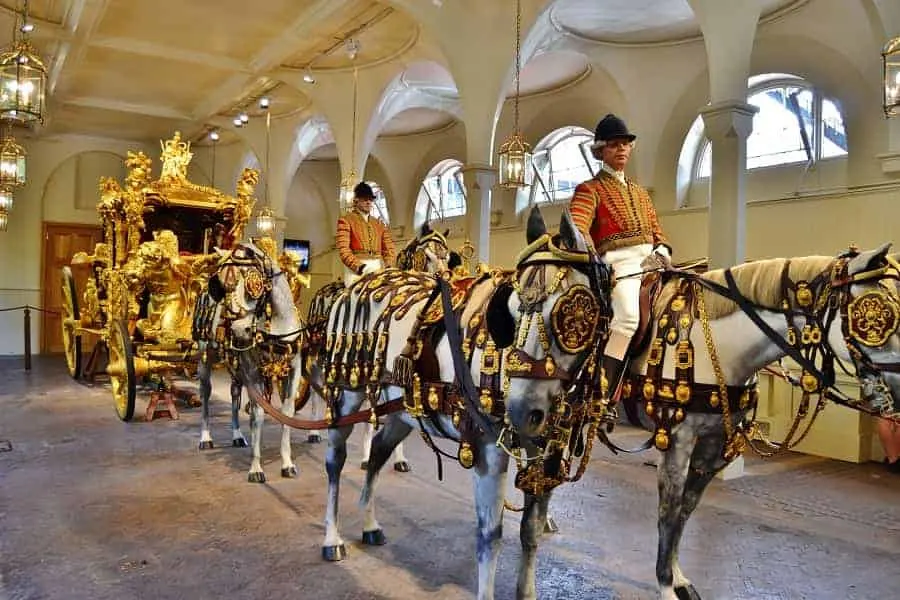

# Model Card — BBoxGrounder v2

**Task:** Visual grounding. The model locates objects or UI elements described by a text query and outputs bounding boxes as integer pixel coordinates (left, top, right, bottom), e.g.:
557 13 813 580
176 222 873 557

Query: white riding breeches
602 244 654 359
343 258 384 288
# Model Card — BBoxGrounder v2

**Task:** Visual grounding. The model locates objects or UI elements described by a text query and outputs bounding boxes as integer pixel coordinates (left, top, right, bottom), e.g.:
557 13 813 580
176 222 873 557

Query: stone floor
1 357 899 600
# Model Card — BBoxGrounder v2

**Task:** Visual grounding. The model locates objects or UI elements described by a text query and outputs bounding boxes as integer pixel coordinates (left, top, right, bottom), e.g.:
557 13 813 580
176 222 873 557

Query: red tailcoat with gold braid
568 171 670 256
335 209 396 274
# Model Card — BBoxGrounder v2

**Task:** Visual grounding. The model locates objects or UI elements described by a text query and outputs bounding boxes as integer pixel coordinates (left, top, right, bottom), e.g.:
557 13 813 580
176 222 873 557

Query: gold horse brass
847 290 900 347
244 268 266 299
549 285 600 354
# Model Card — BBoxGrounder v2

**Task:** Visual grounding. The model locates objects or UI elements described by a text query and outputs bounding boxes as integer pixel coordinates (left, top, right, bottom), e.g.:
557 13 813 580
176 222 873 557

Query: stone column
699 100 758 269
460 164 497 265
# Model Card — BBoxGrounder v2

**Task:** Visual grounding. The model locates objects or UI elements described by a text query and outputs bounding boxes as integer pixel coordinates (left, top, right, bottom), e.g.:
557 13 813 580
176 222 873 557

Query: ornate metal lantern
0 186 13 211
255 206 276 237
0 41 46 123
338 172 356 213
0 134 26 187
0 207 7 231
884 37 900 117
497 0 532 189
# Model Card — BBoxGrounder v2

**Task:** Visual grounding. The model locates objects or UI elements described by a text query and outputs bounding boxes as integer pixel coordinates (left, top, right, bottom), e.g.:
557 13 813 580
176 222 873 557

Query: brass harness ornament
847 290 900 347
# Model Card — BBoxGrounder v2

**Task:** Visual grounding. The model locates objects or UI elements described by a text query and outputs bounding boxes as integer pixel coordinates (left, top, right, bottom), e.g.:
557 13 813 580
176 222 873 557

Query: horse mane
654 255 835 320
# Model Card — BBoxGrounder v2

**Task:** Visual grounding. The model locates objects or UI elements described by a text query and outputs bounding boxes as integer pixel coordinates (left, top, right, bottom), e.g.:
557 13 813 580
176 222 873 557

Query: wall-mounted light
303 68 315 84
259 96 270 110
239 112 249 124
208 129 220 141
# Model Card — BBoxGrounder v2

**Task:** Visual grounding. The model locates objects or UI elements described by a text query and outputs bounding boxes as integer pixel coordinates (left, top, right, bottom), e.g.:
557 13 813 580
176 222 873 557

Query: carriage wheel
60 266 82 380
107 319 136 422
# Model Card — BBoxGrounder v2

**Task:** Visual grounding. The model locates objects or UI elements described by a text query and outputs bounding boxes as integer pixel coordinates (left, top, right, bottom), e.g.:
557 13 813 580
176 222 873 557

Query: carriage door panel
42 223 102 354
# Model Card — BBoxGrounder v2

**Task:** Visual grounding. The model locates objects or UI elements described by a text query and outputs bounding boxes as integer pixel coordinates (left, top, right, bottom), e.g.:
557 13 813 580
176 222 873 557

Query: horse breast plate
847 290 900 347
550 285 600 354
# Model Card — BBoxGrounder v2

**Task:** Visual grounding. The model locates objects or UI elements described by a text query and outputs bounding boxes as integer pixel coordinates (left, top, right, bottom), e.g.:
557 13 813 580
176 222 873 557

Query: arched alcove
42 151 127 224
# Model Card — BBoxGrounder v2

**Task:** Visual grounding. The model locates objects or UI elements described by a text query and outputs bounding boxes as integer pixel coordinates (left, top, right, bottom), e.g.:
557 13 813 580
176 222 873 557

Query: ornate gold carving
480 388 493 414
549 285 600 354
428 386 440 411
654 429 670 450
243 268 266 299
544 357 556 377
159 131 192 181
847 290 900 347
675 382 691 405
643 380 655 401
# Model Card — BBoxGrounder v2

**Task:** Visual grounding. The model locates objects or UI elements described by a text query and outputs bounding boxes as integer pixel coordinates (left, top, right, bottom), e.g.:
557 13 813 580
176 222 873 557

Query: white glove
641 250 671 272
360 262 380 275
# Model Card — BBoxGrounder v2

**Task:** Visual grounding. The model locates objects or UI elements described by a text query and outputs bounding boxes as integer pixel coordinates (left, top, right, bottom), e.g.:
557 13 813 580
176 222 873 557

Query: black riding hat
354 182 375 199
592 114 636 147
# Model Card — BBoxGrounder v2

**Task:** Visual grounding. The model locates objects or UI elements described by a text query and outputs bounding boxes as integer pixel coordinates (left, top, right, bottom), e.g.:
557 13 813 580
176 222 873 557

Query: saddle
626 257 709 359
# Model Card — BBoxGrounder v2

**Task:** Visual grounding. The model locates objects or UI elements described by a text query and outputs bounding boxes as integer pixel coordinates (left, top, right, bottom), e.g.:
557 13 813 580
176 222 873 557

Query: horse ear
848 242 892 275
443 228 450 237
559 208 590 253
448 251 462 270
486 281 517 348
420 222 432 237
526 205 547 244
207 274 225 302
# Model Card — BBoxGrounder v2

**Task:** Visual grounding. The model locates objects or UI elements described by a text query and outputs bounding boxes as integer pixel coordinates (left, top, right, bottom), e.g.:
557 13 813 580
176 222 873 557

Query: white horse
202 241 305 483
496 208 900 599
288 213 598 600
304 222 457 472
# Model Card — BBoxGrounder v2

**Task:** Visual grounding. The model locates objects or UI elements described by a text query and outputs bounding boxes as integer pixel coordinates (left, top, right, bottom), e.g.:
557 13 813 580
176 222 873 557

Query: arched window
521 126 598 208
693 74 847 177
414 159 466 227
365 180 390 224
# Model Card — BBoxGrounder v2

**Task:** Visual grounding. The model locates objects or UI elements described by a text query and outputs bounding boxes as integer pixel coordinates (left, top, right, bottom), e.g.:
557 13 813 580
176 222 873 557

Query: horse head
488 206 613 445
827 243 900 417
396 221 456 273
208 240 299 347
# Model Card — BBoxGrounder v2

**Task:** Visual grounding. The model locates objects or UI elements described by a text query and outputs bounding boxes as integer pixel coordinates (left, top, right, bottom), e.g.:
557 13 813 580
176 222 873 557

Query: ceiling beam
62 96 192 120
190 0 354 121
89 36 248 72
48 0 110 96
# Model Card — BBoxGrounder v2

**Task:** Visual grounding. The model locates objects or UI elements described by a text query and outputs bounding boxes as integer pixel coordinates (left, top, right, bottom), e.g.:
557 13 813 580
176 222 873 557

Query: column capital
699 100 758 141
460 163 497 181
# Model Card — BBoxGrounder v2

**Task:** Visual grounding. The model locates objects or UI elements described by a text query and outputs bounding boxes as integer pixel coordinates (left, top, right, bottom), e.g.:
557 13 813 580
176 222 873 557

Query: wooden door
42 223 102 354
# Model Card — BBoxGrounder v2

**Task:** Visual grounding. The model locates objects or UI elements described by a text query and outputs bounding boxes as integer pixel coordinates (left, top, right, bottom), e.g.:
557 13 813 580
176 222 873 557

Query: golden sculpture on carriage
59 132 260 422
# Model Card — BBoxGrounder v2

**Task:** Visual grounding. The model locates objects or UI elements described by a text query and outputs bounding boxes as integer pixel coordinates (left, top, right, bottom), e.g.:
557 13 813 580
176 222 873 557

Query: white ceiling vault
0 0 812 147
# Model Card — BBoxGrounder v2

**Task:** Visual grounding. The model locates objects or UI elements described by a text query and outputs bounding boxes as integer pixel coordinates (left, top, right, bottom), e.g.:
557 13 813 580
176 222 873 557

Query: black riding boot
600 356 626 430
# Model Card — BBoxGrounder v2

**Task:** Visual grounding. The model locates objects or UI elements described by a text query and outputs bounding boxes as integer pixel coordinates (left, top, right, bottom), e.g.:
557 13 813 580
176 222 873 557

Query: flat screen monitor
283 238 310 272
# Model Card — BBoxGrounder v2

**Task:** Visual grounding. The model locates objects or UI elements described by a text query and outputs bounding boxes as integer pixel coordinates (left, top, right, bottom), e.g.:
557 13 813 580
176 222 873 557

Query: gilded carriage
60 132 259 421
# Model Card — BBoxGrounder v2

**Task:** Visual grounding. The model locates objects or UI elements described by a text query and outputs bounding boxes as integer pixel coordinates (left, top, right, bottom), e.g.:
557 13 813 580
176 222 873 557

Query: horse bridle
211 246 303 353
399 231 450 271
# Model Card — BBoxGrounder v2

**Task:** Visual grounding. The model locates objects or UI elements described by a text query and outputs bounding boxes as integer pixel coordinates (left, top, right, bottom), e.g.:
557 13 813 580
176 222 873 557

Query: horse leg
359 414 413 546
230 377 248 448
391 440 411 472
360 421 375 470
279 377 298 478
656 429 694 600
516 491 553 600
307 395 322 444
247 400 266 483
323 422 353 561
669 431 729 600
197 347 214 450
473 440 510 600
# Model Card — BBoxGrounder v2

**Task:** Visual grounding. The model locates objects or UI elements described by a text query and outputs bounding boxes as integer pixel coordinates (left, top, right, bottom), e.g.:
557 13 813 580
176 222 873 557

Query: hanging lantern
498 132 533 188
0 135 26 187
0 208 7 231
883 37 900 117
496 0 532 189
0 40 47 124
255 206 276 237
338 173 357 213
0 186 13 211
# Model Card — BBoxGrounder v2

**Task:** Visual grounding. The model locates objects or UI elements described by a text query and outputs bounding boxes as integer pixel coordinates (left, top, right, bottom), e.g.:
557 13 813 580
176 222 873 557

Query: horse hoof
232 438 248 448
307 434 321 444
360 461 368 471
543 517 559 534
247 471 266 484
322 544 347 562
362 529 387 546
393 461 411 473
675 584 702 600
281 466 298 478
199 440 214 450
